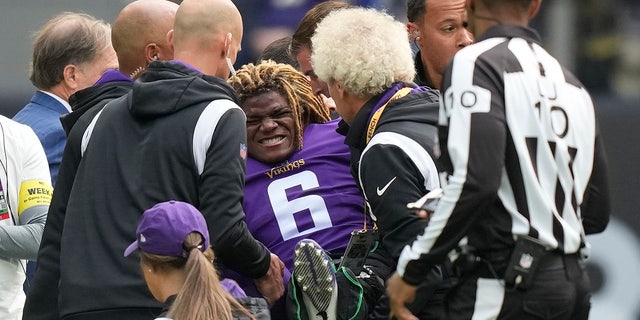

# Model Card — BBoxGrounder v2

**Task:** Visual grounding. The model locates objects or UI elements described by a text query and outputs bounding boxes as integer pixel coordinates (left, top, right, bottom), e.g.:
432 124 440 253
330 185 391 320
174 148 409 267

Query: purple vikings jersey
244 119 366 270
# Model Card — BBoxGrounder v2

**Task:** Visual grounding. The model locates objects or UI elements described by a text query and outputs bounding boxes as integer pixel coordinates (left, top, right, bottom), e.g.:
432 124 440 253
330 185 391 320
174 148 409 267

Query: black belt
475 249 511 278
537 252 582 269
473 250 582 280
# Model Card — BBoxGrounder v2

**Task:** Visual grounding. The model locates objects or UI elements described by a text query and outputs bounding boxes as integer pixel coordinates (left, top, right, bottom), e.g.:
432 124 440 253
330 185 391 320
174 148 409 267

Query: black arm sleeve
215 219 271 279
581 132 611 234
199 107 270 279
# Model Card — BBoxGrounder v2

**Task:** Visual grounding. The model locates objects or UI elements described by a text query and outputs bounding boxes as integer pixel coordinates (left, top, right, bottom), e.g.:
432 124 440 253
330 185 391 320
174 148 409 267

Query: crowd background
0 0 637 319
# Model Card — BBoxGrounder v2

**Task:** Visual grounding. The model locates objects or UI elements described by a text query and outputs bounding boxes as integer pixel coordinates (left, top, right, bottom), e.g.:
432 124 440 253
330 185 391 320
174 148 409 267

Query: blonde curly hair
311 7 415 98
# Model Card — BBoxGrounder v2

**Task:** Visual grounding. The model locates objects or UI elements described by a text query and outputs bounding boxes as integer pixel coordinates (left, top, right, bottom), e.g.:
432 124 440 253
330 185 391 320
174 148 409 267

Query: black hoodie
339 84 441 270
25 61 270 320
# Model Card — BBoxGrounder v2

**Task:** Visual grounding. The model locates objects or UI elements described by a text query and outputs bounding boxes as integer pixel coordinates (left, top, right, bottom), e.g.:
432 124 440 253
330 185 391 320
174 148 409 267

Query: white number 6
267 170 332 241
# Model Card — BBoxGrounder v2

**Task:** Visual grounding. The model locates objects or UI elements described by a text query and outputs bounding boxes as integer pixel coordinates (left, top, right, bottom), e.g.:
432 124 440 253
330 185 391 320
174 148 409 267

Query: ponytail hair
141 233 253 320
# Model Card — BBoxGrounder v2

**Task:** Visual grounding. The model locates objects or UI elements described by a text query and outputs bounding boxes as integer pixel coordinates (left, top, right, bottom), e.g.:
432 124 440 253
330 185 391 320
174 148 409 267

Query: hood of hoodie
376 88 440 129
129 60 239 119
63 79 133 134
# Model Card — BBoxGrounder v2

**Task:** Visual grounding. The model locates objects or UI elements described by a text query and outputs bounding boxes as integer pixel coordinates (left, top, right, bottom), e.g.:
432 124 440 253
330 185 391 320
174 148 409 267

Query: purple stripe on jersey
93 69 132 86
170 59 202 73
221 263 291 298
366 82 407 125
220 278 248 298
410 86 429 93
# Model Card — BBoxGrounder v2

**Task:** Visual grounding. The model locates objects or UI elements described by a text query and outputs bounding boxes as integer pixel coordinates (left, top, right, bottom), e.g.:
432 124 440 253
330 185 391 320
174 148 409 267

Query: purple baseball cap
124 200 210 257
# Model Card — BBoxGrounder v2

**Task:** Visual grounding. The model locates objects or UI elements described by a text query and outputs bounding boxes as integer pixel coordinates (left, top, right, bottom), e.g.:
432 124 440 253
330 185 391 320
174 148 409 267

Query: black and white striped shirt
397 25 610 285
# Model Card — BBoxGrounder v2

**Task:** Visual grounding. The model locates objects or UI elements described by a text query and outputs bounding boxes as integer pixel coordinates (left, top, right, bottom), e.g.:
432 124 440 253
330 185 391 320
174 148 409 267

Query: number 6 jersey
243 119 367 270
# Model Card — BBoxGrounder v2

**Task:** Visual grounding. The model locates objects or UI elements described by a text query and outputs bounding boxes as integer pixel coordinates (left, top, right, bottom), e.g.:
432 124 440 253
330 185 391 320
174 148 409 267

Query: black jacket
338 83 441 275
413 50 436 89
24 61 271 320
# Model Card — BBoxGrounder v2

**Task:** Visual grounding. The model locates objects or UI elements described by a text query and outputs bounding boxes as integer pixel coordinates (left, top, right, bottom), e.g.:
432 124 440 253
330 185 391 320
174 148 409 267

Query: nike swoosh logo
376 177 397 196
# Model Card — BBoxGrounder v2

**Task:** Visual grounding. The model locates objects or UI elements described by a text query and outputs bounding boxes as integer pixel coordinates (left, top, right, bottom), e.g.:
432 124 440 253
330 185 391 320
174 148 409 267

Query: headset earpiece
412 30 421 42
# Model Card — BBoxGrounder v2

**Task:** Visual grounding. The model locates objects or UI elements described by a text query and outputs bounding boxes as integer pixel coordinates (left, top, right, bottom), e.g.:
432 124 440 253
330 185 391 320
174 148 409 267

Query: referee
387 0 611 319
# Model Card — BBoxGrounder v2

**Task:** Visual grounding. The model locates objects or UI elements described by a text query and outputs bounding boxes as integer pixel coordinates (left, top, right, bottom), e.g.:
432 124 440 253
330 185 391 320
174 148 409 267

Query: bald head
112 0 178 78
171 0 243 77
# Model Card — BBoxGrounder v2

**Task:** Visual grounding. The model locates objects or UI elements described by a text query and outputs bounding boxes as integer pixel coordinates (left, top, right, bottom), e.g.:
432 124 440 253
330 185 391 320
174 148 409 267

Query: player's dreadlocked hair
228 60 330 150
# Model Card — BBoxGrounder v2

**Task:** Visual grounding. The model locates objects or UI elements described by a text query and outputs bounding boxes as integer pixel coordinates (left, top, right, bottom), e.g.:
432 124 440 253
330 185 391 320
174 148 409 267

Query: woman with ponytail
124 200 269 320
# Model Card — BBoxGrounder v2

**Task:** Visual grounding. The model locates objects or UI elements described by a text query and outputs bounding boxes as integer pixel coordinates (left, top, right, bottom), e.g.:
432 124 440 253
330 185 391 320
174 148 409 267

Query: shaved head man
60 0 179 134
112 0 179 79
170 0 243 78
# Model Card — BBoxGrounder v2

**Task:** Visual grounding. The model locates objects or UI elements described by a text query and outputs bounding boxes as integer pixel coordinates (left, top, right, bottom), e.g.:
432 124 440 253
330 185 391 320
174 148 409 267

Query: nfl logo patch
240 143 247 160
519 253 534 269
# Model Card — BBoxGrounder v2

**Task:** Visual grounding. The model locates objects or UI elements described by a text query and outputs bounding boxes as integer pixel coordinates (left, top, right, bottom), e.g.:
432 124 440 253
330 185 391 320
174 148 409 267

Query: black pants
367 267 452 320
446 254 591 319
370 283 448 320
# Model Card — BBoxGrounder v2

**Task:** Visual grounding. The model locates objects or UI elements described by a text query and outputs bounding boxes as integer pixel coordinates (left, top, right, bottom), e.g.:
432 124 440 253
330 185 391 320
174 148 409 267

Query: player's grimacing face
243 91 297 165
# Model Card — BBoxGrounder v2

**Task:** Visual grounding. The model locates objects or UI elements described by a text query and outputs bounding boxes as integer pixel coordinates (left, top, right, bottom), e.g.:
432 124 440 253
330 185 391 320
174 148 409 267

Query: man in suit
13 12 117 185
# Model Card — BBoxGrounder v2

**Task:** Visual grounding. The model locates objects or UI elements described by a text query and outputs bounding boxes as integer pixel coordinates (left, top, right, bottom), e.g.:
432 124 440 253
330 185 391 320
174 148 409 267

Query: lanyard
362 86 413 230
365 87 413 144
